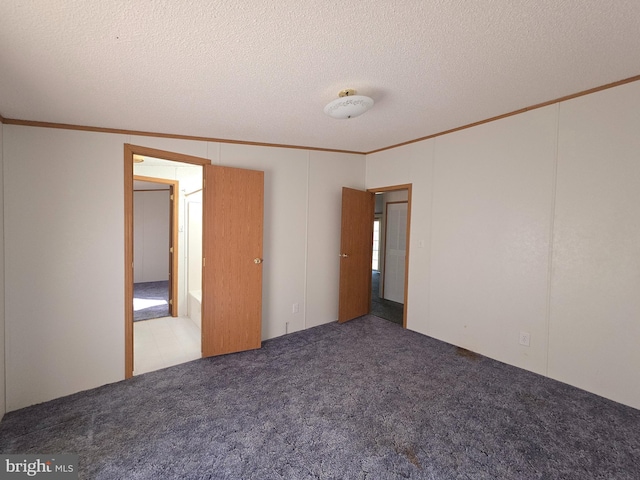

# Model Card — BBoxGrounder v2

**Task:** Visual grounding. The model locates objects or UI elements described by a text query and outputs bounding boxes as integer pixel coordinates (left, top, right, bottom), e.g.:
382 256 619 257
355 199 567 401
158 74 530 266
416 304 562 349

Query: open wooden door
201 164 264 357
338 187 375 323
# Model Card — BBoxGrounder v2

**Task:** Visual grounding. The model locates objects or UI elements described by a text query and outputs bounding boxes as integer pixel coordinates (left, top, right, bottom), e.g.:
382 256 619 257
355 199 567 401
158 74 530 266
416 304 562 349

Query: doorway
369 190 408 326
337 184 411 328
131 159 203 375
124 144 265 379
124 145 210 378
133 175 179 322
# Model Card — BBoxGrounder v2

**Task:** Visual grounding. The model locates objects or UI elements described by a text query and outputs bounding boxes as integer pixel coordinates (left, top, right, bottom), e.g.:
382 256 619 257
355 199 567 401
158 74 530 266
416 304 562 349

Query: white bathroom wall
186 193 202 297
3 127 364 410
133 190 170 283
366 80 640 409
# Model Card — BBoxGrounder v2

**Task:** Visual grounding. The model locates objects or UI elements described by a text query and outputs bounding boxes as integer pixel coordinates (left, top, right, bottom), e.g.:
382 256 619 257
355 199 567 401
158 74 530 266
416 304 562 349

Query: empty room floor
2 316 639 479
134 316 201 375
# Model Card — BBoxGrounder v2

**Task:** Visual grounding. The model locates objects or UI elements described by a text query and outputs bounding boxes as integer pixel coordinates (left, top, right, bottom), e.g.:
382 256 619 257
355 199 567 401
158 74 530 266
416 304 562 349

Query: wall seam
426 139 436 334
302 151 311 331
544 102 561 377
1 122 5 416
422 139 437 336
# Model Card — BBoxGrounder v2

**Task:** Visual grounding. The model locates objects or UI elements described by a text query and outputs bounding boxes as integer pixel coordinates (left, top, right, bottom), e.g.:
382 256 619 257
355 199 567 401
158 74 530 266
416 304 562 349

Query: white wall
2 128 365 410
366 80 640 410
549 81 640 408
133 190 170 283
215 144 309 340
367 141 435 335
430 106 558 376
186 193 202 297
306 151 366 329
4 127 127 411
0 121 5 419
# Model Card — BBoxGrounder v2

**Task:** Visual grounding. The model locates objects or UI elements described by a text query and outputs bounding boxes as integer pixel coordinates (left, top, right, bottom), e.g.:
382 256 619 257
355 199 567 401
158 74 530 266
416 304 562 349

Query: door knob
254 258 263 264
339 253 349 258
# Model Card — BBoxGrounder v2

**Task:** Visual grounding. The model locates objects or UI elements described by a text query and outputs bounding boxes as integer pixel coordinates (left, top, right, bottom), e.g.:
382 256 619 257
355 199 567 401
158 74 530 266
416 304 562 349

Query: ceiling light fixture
324 89 374 119
133 154 144 163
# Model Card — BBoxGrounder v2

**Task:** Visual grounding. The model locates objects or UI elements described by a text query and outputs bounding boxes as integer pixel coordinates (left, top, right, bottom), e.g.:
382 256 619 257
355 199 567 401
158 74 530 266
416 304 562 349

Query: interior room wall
305 151 366 329
430 106 557 376
366 80 640 410
548 81 640 409
133 190 170 283
2 128 365 411
7 81 637 411
4 127 127 411
213 143 309 340
0 121 5 418
367 142 435 332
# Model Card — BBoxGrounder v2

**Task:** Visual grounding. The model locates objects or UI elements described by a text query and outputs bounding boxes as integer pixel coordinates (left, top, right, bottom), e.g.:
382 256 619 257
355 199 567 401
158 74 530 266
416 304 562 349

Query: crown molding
366 74 640 154
2 74 639 155
0 118 366 155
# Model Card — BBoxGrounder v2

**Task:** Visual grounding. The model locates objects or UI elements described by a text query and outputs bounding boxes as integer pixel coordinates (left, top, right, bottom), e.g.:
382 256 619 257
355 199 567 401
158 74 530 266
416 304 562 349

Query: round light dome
324 90 374 119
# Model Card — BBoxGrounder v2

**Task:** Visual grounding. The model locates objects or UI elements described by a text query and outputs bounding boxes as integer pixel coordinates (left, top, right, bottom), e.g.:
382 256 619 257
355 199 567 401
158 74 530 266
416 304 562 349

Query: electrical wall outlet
519 331 531 347
292 303 299 314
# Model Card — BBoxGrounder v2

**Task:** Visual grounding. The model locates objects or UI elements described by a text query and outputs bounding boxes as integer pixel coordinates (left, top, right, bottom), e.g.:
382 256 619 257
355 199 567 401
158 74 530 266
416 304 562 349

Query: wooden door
338 187 375 323
201 164 264 357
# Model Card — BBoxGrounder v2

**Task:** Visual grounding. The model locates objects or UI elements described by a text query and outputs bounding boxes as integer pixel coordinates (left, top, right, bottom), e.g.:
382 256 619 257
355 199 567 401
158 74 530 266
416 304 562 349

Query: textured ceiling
1 1 639 153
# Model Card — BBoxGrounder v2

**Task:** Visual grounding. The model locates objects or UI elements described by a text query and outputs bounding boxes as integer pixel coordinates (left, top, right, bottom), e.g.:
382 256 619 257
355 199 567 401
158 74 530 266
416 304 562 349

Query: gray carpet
134 280 170 321
1 316 639 479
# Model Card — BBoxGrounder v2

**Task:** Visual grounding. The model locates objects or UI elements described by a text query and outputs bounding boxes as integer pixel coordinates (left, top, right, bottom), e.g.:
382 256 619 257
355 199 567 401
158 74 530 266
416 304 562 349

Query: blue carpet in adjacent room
133 280 169 321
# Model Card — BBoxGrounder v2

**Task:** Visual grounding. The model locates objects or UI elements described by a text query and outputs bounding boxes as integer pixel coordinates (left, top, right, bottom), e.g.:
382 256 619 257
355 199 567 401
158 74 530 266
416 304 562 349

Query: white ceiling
1 1 639 153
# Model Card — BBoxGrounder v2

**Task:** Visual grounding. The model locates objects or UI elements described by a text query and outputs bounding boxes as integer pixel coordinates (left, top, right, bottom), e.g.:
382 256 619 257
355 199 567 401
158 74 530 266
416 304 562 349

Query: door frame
124 144 211 378
133 174 179 318
367 184 412 328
